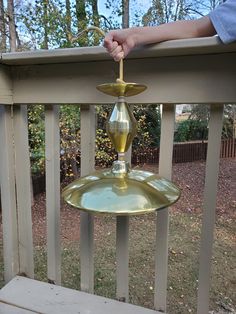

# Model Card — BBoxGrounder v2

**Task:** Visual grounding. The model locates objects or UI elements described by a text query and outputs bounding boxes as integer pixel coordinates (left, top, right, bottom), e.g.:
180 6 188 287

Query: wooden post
154 104 175 312
80 105 96 293
116 215 129 302
197 104 224 314
45 104 61 285
116 126 132 302
0 105 19 282
13 105 34 278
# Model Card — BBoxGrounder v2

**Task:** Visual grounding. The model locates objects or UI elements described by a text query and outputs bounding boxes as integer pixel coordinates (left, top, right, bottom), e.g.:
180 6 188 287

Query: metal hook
69 26 124 83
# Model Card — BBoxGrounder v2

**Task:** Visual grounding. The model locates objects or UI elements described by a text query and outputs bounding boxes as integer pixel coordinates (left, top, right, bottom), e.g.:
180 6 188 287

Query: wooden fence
132 138 236 164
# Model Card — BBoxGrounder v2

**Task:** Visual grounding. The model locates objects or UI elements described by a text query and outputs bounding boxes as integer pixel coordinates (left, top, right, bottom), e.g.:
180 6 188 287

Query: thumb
103 32 114 50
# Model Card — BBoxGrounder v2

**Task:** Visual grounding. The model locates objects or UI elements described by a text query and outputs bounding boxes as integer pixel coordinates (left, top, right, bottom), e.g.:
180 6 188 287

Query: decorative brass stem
117 58 125 84
70 26 124 83
69 26 106 42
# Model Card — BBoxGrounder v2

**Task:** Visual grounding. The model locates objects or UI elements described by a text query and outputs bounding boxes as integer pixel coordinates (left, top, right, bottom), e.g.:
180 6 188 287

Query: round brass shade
96 83 147 97
62 169 180 215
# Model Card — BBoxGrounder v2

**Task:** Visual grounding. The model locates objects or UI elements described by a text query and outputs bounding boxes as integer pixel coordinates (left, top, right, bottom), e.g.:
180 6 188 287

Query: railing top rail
1 36 236 66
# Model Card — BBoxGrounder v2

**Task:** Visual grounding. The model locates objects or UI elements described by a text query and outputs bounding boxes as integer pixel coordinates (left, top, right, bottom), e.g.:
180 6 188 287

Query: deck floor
0 276 162 314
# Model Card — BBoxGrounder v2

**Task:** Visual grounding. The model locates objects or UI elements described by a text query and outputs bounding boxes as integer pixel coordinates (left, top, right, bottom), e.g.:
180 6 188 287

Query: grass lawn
31 211 235 314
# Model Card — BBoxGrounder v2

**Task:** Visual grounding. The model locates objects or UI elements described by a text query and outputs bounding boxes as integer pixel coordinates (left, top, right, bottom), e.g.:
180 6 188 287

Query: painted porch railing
0 37 236 314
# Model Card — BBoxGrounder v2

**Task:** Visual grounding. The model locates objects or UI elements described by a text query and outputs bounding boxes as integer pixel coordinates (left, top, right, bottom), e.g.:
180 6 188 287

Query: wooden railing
0 37 236 314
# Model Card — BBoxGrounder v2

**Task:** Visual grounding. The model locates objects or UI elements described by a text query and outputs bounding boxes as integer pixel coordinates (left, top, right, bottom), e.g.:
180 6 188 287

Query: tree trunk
42 0 49 49
91 0 99 26
76 0 86 30
65 0 72 45
75 0 88 45
122 0 129 28
0 0 6 51
7 0 17 52
91 0 100 45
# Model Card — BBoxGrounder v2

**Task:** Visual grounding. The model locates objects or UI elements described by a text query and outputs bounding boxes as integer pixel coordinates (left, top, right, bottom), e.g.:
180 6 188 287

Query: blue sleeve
209 0 236 44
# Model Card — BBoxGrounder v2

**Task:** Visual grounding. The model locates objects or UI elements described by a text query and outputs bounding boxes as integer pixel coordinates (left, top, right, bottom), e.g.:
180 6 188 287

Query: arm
104 16 216 61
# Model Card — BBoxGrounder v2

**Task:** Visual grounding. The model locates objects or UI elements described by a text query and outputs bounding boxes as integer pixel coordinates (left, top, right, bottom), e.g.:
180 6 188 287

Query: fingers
110 45 124 61
103 31 125 61
104 41 124 61
115 51 124 62
103 32 116 51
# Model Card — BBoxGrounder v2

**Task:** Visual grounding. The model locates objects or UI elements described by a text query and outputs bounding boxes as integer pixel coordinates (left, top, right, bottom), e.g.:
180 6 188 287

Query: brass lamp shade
62 168 180 215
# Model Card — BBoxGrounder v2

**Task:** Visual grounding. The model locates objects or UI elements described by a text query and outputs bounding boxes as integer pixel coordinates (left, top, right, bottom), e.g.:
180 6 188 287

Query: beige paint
80 105 96 293
4 53 235 105
0 276 162 313
155 104 175 312
0 66 13 104
13 105 34 278
0 106 19 281
197 105 224 314
45 105 61 285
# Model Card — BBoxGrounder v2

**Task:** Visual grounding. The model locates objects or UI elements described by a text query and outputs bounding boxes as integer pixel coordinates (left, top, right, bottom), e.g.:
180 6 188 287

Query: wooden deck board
0 277 162 314
0 302 36 313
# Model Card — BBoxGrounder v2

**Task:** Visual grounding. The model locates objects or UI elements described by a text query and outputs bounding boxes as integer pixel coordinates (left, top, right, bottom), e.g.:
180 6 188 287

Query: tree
75 0 89 46
42 0 49 49
89 0 99 27
28 105 45 174
65 0 72 46
222 104 236 139
175 104 236 142
122 0 129 28
60 105 81 177
142 0 223 26
189 104 210 122
7 0 17 51
142 0 188 26
0 0 6 51
20 0 71 49
175 119 208 142
133 104 161 148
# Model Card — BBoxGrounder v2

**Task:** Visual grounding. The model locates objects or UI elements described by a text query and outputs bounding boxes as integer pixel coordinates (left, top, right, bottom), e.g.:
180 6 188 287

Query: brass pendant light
62 27 180 215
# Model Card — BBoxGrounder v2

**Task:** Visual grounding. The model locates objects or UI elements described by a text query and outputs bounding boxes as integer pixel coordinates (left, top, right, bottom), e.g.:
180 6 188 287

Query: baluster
116 215 129 302
197 104 224 314
45 104 61 284
154 104 176 312
116 125 132 302
13 105 34 278
80 105 96 293
0 105 19 282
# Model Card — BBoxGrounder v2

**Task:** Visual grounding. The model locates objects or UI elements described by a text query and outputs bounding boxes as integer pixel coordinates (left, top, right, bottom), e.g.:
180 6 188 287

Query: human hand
103 28 137 61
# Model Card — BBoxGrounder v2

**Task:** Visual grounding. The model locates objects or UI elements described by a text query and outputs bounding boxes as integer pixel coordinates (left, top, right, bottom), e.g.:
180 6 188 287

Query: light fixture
62 27 180 215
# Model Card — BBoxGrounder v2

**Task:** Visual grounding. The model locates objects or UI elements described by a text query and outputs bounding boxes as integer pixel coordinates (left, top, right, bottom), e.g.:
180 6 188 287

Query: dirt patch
31 158 236 246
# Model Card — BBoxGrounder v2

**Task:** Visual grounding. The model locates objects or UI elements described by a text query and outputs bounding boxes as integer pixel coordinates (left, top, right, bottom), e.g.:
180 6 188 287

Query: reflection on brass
107 97 137 153
96 83 147 97
111 160 130 176
62 169 180 216
63 26 180 215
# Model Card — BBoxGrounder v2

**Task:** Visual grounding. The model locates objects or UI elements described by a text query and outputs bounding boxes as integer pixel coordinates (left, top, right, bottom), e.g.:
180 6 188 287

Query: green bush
28 105 45 174
28 104 161 177
175 119 208 142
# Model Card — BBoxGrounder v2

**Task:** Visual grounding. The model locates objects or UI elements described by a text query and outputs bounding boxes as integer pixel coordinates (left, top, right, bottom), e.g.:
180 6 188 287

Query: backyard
0 158 235 314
